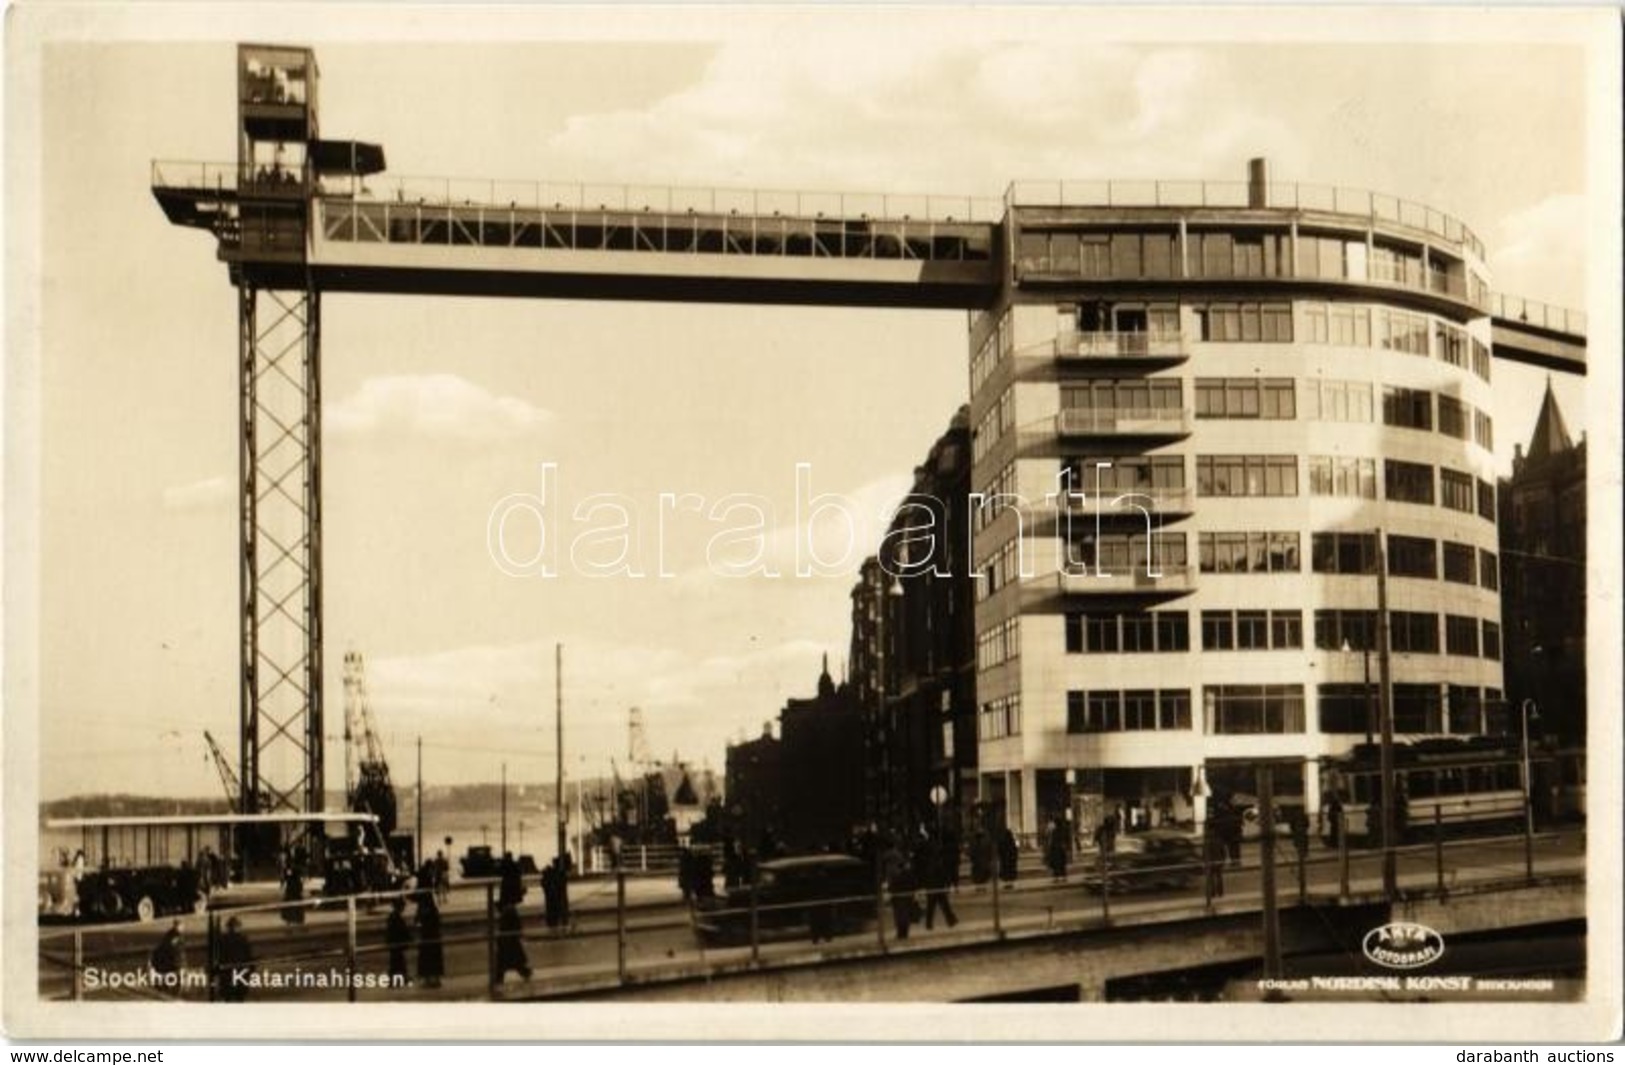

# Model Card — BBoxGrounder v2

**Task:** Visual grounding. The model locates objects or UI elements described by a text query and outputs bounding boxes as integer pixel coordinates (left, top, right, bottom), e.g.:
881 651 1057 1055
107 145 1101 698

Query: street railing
38 819 1584 1002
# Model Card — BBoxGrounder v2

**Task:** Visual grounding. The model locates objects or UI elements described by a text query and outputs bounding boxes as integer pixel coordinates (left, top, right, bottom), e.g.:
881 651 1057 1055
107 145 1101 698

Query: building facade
777 657 867 851
850 409 978 835
1499 384 1586 745
968 161 1506 837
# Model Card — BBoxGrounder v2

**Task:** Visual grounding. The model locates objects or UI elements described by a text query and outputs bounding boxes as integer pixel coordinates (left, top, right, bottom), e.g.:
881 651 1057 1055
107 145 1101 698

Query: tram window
1408 770 1437 799
1496 764 1520 790
1436 768 1464 796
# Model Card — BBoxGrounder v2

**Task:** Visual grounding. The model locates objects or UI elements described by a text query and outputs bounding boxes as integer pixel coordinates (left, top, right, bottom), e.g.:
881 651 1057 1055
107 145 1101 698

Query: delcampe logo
1362 921 1446 970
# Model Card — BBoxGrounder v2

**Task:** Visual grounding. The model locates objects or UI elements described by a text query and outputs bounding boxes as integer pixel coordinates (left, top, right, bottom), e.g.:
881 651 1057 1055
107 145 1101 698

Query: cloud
162 475 233 512
326 374 552 444
541 41 1288 197
1489 193 1587 308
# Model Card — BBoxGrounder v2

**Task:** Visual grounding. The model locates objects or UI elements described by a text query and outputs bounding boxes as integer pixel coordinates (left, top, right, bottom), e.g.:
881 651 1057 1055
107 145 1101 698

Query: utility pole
556 643 567 865
1375 529 1397 900
501 762 508 855
416 735 423 868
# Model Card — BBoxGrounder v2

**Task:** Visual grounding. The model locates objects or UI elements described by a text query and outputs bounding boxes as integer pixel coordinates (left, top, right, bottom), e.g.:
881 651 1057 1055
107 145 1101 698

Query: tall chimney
1248 158 1270 208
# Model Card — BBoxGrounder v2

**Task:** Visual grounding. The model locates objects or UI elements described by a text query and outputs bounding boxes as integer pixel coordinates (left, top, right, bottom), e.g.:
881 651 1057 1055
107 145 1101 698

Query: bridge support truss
237 284 324 818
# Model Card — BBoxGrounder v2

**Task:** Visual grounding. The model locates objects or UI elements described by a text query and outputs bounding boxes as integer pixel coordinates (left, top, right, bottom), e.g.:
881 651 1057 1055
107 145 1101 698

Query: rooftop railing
152 160 1006 224
1005 179 1486 260
1491 294 1587 337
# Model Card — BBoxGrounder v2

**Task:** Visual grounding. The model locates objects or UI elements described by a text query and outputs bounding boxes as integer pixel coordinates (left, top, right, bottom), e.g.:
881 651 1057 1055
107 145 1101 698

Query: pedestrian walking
494 901 532 982
887 854 919 941
997 826 1019 886
1045 817 1070 882
150 920 186 975
385 896 412 987
280 862 305 926
498 851 525 908
1203 819 1227 900
922 835 959 930
415 892 445 989
1323 795 1345 850
434 850 451 904
968 828 992 888
215 916 254 1002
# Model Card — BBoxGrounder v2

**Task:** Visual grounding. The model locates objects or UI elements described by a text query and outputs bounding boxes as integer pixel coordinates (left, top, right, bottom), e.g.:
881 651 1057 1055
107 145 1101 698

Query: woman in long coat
385 897 413 986
415 893 445 988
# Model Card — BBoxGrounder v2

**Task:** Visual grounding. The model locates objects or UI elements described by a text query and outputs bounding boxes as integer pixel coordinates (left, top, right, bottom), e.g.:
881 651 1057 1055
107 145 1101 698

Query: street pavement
37 827 1586 1002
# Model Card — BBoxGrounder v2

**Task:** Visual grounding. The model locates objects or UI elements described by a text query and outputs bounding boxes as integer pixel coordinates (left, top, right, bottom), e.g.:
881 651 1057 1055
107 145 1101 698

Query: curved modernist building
968 161 1505 837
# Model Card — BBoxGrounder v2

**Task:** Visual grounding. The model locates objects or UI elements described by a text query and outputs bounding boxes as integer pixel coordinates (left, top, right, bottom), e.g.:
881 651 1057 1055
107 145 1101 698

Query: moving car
693 854 874 944
1079 830 1202 894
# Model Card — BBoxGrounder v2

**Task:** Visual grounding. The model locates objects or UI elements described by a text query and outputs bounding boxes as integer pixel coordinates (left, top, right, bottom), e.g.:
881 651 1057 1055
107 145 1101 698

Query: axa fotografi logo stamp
1362 920 1446 970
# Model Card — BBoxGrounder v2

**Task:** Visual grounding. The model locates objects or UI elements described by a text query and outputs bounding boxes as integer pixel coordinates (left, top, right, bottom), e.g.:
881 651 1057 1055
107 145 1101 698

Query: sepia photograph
3 3 1620 1044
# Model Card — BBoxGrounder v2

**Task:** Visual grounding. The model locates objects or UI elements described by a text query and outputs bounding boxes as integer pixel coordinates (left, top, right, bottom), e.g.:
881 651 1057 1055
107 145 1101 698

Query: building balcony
1056 564 1196 596
1055 407 1193 440
1053 331 1190 363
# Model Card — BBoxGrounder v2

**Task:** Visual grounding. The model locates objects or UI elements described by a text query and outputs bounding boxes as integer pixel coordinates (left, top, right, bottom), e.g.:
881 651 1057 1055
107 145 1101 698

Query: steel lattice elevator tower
232 45 324 817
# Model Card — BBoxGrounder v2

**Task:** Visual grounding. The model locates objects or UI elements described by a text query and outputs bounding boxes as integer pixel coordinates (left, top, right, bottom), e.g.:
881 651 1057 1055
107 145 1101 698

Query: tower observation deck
150 42 1588 827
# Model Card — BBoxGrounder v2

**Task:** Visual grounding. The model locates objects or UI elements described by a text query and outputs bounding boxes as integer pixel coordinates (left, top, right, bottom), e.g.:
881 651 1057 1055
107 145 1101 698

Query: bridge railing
1491 294 1588 337
1005 178 1486 259
39 818 1584 1002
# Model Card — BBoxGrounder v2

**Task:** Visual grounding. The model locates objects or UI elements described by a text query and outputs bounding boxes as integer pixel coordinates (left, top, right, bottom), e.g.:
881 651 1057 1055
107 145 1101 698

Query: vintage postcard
3 3 1620 1043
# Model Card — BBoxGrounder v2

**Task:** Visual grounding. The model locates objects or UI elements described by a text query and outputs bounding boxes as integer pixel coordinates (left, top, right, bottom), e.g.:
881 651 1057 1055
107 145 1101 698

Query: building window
1330 304 1371 346
1479 549 1500 591
1387 535 1437 579
1318 684 1374 735
1440 469 1475 514
1063 378 1183 413
1477 478 1496 521
1385 460 1435 505
1304 378 1374 422
1197 455 1298 497
1448 686 1484 735
1068 689 1190 733
1062 455 1186 493
1446 615 1480 657
1272 611 1304 650
1390 611 1440 654
1482 620 1502 661
1471 337 1492 382
1442 541 1477 585
1194 378 1295 419
1203 684 1306 735
1393 684 1444 733
1156 611 1190 652
1194 302 1294 342
1201 611 1234 651
1314 609 1378 651
1437 395 1469 440
1123 690 1158 730
1067 610 1189 654
1474 410 1495 450
1435 323 1470 368
1377 309 1430 355
1383 386 1433 431
1198 530 1300 573
1311 532 1377 575
1066 531 1188 574
1202 609 1300 651
1308 456 1378 498
981 693 1022 739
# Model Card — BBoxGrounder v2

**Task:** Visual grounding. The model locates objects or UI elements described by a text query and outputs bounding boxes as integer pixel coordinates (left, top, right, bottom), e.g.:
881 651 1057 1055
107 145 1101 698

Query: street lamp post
874 567 904 832
1520 699 1539 882
1374 530 1397 900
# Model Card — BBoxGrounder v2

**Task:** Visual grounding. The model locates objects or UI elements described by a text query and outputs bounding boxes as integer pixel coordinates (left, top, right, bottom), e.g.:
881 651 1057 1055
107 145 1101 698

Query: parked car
693 854 874 944
458 845 539 879
1079 830 1202 894
75 865 206 922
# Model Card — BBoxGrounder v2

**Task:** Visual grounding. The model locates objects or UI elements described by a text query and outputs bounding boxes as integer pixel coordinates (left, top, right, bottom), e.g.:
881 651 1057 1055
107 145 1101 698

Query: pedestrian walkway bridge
151 161 1590 373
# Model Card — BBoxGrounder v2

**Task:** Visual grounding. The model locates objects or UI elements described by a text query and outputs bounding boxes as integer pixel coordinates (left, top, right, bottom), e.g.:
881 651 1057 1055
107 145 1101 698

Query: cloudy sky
21 7 1609 799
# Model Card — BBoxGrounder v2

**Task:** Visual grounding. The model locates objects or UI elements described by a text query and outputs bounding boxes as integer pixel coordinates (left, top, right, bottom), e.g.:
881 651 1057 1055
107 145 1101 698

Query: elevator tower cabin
151 44 1586 824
